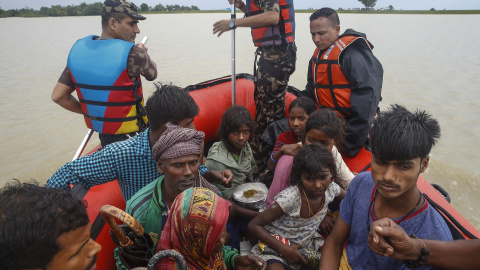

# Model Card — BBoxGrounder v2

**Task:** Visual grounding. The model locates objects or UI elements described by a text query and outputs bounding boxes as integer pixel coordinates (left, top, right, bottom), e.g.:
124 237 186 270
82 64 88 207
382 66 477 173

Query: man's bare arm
51 82 82 114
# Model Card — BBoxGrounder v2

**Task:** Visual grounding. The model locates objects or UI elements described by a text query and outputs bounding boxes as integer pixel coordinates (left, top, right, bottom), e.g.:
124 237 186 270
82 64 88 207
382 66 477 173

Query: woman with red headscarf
155 187 231 269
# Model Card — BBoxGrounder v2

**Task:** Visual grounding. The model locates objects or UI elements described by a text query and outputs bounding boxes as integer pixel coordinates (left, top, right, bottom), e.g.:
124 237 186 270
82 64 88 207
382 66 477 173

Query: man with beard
0 181 102 270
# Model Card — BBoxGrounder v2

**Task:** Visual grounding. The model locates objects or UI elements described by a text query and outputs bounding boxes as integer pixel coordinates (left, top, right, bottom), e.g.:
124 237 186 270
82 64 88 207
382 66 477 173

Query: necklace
302 187 324 218
366 189 423 231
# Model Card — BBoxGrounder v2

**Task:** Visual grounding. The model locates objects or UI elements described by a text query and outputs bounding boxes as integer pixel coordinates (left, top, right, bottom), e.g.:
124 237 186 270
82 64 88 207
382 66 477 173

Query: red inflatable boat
72 74 480 269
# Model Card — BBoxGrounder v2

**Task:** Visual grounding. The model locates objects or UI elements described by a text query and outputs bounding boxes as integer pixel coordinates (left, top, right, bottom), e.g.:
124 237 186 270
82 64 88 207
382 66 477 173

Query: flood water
0 13 479 230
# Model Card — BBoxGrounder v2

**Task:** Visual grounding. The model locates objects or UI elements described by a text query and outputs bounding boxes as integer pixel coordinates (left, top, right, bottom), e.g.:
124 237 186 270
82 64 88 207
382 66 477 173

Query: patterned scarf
155 187 230 270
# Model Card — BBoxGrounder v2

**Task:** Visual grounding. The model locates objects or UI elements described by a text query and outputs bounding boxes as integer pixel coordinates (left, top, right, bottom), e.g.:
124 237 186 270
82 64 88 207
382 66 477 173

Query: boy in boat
299 8 383 157
120 123 266 270
319 104 453 269
0 181 102 270
52 0 157 147
46 84 232 201
213 0 297 177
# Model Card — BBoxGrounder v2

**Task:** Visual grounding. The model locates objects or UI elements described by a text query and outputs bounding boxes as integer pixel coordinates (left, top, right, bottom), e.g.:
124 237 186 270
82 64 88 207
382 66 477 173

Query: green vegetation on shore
1 2 479 18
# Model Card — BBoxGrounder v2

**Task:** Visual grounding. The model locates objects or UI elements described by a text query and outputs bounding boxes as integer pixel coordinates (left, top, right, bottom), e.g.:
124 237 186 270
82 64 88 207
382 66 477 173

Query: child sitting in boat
249 144 346 270
267 108 354 208
267 97 317 172
206 105 259 249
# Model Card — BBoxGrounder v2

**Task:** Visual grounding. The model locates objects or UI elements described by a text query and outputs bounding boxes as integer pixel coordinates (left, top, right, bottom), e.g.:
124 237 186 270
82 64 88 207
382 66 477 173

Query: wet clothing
252 183 341 270
46 129 208 201
206 141 256 200
58 35 156 147
245 0 297 178
156 188 230 270
300 29 383 157
339 172 453 269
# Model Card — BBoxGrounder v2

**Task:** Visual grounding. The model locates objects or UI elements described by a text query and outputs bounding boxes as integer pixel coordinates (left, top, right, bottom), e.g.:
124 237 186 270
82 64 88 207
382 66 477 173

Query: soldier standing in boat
213 0 297 179
299 8 383 157
51 0 157 147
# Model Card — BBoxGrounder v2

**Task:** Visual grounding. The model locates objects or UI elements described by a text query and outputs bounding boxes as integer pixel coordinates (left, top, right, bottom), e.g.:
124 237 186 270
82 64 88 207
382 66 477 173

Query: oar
231 2 236 106
72 129 94 161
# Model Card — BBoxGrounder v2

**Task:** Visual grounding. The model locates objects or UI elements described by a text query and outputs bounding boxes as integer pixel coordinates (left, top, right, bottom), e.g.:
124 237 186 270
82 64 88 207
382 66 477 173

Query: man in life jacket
0 181 102 270
51 0 157 147
213 0 297 177
299 8 383 157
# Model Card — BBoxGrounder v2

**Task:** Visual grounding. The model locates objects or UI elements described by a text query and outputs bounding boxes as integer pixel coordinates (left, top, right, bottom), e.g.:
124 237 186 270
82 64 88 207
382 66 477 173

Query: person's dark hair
290 144 337 187
309 7 340 27
305 108 346 144
101 12 128 28
0 180 90 269
288 96 317 116
218 105 256 153
146 83 199 132
370 104 441 161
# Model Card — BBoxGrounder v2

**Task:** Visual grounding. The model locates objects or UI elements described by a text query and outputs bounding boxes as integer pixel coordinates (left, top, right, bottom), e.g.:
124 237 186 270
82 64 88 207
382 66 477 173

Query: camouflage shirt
58 43 157 87
254 0 280 13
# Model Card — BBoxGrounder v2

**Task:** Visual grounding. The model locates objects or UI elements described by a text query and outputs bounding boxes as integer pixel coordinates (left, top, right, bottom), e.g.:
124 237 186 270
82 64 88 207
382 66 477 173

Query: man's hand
213 19 231 37
204 169 233 187
368 217 422 261
136 42 148 52
234 254 266 270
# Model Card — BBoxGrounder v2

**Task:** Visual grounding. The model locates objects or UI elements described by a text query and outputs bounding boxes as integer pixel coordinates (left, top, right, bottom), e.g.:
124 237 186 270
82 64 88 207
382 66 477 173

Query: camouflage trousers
251 43 296 184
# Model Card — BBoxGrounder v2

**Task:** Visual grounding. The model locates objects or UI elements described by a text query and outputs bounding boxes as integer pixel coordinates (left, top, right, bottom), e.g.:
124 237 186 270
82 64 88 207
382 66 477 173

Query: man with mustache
319 104 453 269
299 8 383 158
51 0 157 147
118 123 266 270
0 181 102 270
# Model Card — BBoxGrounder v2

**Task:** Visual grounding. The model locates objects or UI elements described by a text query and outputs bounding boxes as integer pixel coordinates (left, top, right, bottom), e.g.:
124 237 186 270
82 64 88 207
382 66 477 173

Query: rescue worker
300 8 383 157
213 0 297 178
51 0 157 147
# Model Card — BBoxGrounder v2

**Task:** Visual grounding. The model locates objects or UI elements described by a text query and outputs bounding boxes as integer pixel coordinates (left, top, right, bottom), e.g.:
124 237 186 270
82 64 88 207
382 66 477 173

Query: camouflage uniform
57 0 156 147
250 0 297 181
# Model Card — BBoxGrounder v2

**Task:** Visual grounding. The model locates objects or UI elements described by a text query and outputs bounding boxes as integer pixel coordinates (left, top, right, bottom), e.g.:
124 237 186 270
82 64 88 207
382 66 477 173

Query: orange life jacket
311 35 372 118
246 0 294 47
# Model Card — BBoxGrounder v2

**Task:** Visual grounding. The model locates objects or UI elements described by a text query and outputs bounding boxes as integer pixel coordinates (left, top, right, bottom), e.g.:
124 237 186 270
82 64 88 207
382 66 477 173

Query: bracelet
404 234 430 269
270 153 278 163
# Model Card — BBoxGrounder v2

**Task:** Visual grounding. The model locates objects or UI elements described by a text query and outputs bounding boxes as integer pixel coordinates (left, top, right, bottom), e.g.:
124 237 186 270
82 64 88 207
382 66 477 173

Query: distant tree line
0 2 199 18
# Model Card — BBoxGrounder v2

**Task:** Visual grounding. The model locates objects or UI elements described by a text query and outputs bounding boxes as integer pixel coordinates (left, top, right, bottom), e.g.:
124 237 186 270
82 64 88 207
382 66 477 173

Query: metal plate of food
232 182 268 211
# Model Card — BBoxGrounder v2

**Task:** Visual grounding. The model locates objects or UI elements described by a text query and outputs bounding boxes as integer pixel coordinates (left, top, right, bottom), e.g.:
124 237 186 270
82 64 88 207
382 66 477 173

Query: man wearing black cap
52 0 157 147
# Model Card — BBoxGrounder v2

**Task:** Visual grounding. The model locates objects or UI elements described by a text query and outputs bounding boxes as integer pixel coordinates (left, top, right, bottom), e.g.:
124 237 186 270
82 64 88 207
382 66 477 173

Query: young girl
267 97 317 172
267 108 354 206
206 105 256 200
249 144 346 270
206 105 258 250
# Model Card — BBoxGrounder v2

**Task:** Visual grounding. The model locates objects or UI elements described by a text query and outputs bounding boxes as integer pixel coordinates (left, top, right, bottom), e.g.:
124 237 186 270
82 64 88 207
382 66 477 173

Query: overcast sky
1 0 479 11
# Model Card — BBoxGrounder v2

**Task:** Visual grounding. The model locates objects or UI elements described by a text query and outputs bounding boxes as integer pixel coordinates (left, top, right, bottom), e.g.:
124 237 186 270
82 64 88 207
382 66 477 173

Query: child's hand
319 215 336 235
281 143 302 156
281 244 308 265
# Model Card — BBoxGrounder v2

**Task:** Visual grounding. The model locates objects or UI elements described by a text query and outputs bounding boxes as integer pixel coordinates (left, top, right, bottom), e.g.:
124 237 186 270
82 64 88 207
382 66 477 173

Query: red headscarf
155 187 231 269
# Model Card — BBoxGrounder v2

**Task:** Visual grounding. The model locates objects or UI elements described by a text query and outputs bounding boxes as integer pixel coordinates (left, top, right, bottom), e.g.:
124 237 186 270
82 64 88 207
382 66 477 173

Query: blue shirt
340 172 453 270
46 129 208 200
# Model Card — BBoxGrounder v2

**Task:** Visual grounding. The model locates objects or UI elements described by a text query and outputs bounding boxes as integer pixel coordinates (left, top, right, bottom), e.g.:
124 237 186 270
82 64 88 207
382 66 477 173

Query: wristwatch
228 18 236 29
